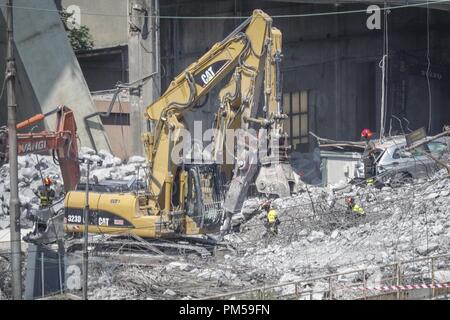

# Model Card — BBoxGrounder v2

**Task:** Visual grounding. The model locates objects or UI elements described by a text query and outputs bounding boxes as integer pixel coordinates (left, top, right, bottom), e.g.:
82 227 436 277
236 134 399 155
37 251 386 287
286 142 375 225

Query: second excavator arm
141 10 273 213
214 25 296 233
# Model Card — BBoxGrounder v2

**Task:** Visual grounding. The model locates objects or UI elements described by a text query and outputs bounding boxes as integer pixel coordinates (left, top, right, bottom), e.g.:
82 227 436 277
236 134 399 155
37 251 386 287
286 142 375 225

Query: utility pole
6 0 22 300
82 159 92 300
128 0 161 156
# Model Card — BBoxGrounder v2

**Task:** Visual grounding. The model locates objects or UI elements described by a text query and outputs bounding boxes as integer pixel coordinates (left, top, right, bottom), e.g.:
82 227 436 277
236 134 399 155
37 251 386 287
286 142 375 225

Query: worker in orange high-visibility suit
36 176 56 208
361 128 376 185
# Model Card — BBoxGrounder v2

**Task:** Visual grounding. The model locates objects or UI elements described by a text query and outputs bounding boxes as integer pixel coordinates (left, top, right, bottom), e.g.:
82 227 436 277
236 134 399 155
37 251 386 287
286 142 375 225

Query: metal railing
199 252 450 300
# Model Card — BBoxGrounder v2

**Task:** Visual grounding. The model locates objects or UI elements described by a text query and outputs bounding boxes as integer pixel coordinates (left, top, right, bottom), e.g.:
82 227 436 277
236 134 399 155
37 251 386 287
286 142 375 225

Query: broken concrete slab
416 244 440 256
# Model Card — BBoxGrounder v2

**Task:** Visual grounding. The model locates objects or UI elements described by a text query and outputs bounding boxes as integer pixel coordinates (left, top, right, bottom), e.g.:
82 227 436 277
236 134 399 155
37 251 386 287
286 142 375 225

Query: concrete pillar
128 0 161 156
333 7 342 140
0 0 111 152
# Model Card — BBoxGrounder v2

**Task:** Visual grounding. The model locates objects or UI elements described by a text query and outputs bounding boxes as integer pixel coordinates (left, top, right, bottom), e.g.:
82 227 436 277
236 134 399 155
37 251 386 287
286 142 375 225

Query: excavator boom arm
143 10 273 199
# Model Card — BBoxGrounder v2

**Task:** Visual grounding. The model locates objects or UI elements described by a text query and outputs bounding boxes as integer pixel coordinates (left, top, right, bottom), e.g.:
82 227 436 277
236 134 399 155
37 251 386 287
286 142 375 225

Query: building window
283 90 309 150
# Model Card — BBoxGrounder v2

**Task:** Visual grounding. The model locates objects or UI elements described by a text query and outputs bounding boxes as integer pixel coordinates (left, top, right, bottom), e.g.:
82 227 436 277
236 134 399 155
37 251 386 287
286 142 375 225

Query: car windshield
388 141 447 160
426 141 448 155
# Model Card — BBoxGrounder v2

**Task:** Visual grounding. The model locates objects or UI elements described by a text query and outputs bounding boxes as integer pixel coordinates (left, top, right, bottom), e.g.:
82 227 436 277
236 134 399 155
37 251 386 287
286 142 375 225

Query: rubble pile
0 148 145 299
0 257 10 299
86 257 249 300
83 170 450 300
0 149 449 299
223 169 450 297
0 148 141 217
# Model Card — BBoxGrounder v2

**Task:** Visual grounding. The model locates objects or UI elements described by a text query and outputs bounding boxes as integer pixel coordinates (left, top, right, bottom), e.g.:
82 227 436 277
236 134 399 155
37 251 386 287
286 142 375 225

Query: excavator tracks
64 233 235 260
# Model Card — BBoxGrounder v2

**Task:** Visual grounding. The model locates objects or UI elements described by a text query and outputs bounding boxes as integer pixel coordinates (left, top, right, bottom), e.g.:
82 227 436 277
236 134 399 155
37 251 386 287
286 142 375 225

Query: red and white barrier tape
359 282 450 292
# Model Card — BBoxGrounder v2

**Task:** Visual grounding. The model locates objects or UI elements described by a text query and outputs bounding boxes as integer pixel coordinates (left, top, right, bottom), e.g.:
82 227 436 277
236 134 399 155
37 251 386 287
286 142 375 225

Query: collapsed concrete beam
0 0 111 152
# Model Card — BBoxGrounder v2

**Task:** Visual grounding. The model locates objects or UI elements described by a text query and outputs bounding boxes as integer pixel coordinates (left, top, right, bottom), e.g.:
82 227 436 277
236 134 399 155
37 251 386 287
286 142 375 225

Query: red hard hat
361 128 373 139
261 200 271 209
43 176 52 186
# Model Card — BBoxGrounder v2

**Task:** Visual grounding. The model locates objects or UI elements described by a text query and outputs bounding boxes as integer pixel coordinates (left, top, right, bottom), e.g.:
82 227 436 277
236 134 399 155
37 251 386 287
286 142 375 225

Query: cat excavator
60 9 296 242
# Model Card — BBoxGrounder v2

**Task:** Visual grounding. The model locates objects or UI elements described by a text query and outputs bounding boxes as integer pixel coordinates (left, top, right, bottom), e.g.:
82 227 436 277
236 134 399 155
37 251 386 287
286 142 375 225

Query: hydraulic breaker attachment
256 162 295 198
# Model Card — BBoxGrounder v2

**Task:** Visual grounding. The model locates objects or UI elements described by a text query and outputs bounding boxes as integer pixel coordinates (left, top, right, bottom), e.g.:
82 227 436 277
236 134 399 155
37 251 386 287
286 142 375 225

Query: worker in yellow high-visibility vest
262 201 280 235
345 196 365 216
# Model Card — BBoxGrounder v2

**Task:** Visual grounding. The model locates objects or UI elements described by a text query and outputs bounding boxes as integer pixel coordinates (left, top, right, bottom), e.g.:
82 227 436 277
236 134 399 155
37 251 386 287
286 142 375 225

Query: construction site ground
1 149 450 300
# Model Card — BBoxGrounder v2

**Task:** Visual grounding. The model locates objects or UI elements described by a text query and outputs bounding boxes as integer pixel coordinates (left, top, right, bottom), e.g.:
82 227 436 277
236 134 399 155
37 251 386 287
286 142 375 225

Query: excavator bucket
23 208 65 245
255 128 297 198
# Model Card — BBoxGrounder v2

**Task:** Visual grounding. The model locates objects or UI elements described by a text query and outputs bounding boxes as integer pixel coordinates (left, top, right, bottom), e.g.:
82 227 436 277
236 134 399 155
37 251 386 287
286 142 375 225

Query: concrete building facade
53 0 450 160
59 0 128 48
57 0 131 157
159 0 450 153
59 0 158 158
0 0 111 151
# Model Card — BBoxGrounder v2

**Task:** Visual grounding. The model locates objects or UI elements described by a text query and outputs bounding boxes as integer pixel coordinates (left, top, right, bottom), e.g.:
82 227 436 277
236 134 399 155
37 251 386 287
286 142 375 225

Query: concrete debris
425 192 439 200
0 221 9 230
415 244 439 256
163 289 177 296
440 190 450 197
433 270 450 283
276 273 302 296
86 259 248 300
311 282 329 300
221 169 450 299
330 230 340 240
80 147 96 156
307 231 325 243
197 269 227 281
0 150 146 216
0 258 11 299
127 156 146 164
165 262 193 272
0 148 449 299
431 225 445 236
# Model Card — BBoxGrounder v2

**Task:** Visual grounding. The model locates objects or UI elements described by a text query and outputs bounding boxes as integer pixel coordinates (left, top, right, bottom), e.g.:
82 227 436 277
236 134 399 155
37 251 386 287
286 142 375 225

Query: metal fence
200 252 450 300
9 244 450 300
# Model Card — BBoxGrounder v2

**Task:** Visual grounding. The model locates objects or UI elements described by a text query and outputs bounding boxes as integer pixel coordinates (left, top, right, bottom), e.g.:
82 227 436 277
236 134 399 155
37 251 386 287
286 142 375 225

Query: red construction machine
0 105 80 191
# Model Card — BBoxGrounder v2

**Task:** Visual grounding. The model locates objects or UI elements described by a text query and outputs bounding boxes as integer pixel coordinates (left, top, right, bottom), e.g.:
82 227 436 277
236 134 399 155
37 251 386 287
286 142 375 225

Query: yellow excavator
60 9 295 241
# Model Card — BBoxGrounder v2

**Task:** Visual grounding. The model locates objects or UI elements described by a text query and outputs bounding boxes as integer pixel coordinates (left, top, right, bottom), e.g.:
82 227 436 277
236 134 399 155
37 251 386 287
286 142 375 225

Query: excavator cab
184 164 225 233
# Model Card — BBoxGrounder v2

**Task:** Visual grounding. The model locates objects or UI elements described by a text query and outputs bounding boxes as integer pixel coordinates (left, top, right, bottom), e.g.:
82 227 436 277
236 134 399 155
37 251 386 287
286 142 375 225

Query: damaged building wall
48 1 450 160
59 0 128 49
76 46 128 93
0 10 42 132
160 1 450 151
0 0 111 152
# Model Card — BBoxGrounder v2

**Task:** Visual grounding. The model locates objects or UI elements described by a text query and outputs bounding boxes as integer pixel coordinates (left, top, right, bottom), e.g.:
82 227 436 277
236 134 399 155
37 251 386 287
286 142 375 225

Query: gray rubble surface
221 169 450 298
0 149 449 299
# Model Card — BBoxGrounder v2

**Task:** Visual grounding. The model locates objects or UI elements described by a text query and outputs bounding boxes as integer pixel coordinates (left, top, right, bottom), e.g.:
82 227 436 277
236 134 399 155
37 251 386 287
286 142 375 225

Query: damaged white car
356 136 449 187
